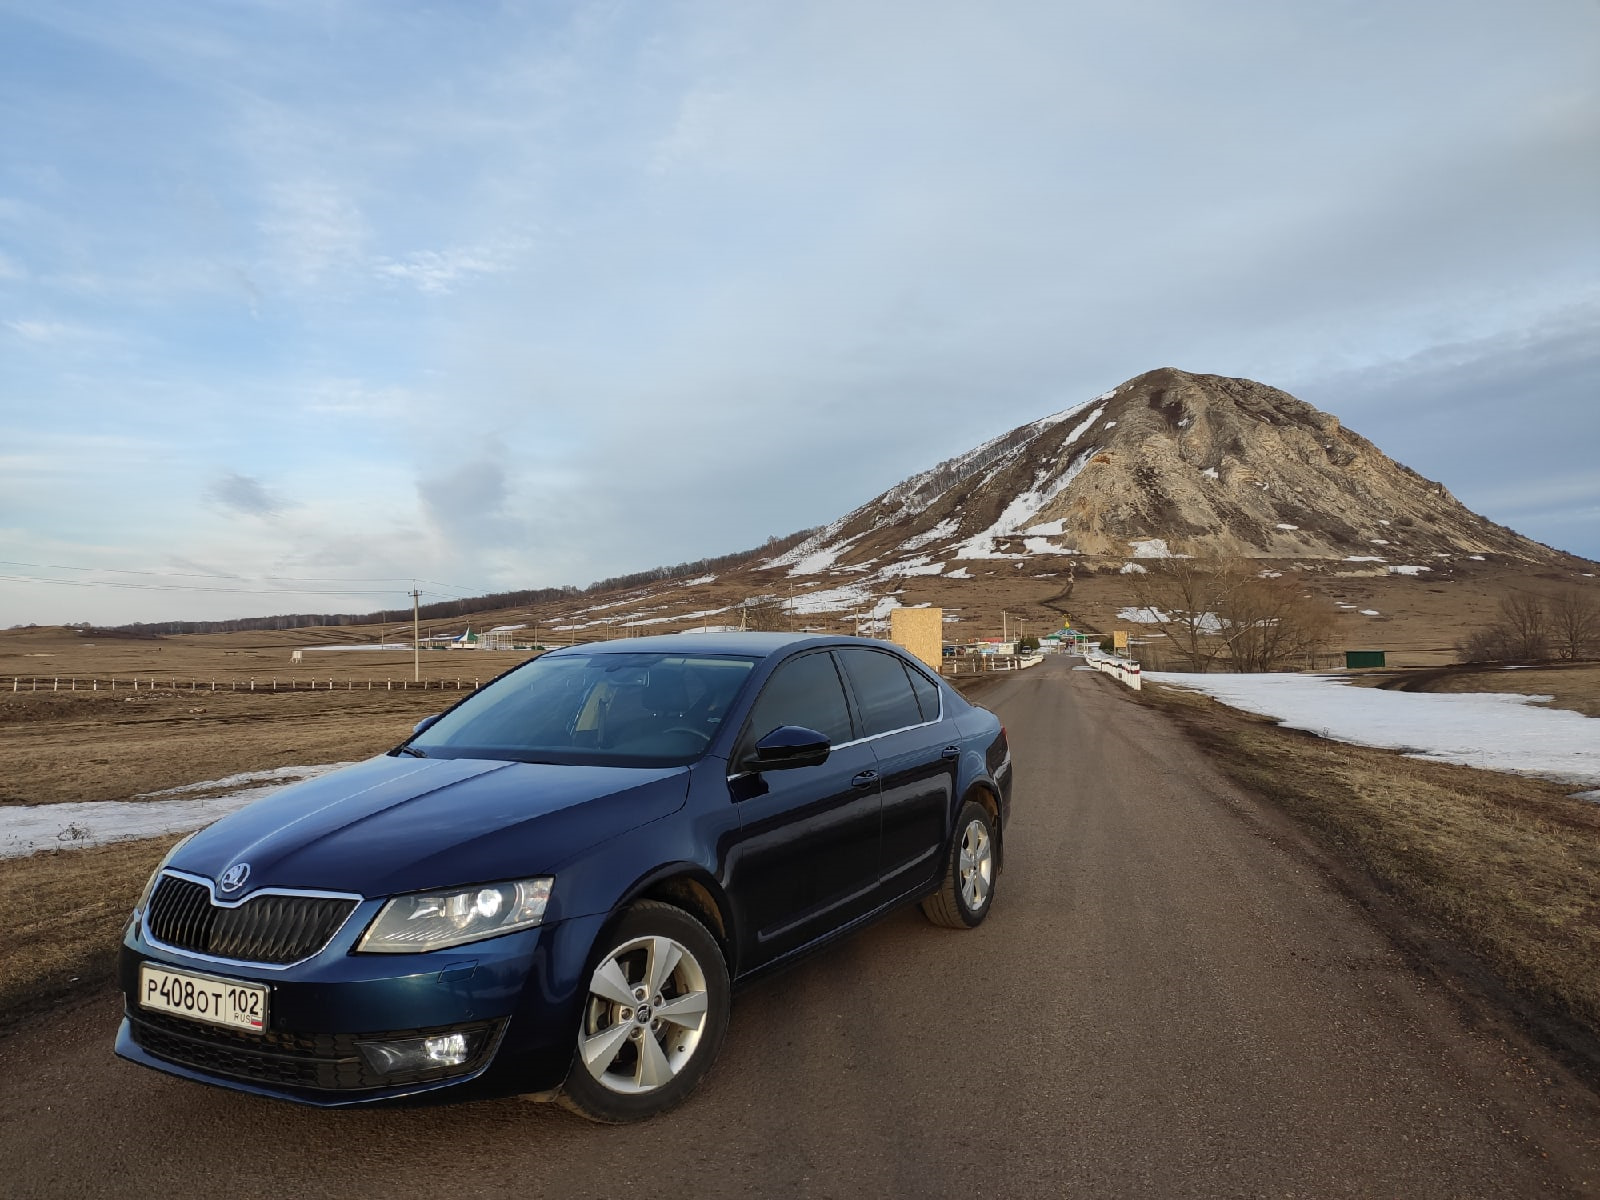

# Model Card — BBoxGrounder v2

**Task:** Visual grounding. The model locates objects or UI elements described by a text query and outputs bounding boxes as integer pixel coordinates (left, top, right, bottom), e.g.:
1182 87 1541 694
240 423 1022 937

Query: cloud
417 459 519 543
5 0 1597 621
375 236 533 294
205 472 288 518
5 319 80 343
257 179 368 287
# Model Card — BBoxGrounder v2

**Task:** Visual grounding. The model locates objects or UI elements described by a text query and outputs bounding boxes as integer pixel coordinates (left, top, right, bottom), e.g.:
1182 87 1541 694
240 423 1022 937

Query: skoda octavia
116 632 1012 1121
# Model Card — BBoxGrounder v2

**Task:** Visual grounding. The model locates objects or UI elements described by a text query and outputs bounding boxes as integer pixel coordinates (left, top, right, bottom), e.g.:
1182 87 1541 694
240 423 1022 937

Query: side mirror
412 714 442 736
750 725 830 771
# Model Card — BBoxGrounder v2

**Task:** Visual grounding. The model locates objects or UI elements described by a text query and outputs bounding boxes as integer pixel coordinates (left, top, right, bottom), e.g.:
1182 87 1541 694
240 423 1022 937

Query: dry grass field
0 628 489 1028
1350 662 1600 719
1142 682 1600 1037
4 616 1595 1051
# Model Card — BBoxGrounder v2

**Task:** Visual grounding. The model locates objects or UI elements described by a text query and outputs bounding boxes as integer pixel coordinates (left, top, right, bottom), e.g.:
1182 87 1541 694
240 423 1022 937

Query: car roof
543 631 900 660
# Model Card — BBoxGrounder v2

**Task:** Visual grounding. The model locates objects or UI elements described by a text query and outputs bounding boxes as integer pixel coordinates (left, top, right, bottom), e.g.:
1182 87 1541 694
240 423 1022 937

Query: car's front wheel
560 900 730 1123
921 799 998 929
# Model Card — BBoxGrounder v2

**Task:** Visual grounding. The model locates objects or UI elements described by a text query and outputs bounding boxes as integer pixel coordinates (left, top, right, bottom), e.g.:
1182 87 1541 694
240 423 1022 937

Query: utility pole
1002 610 1009 643
411 589 421 682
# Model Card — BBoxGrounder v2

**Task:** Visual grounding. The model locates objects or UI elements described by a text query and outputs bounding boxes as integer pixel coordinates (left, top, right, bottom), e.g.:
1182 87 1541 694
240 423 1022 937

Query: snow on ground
625 607 730 627
1024 537 1073 555
1120 562 1148 574
788 582 872 615
954 436 1100 560
1129 538 1176 558
1 763 354 859
1344 556 1386 563
1387 565 1431 576
878 557 946 578
781 533 866 577
1119 607 1223 633
299 643 413 652
1119 606 1168 622
899 518 959 553
1146 672 1600 790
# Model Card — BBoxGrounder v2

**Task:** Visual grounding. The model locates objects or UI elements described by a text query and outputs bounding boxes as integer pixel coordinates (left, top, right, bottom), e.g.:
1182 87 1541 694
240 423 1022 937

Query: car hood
170 754 690 899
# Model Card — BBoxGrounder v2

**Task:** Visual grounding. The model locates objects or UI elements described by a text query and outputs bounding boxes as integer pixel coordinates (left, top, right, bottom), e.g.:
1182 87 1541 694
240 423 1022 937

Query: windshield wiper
397 746 428 758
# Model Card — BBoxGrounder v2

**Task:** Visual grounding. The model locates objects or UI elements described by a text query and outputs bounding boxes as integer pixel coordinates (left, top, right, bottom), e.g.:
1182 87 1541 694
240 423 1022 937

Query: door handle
941 746 961 761
851 770 879 789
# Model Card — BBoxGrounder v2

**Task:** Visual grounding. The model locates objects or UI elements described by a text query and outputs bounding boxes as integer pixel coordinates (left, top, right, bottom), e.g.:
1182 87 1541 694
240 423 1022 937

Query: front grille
128 1009 500 1092
146 874 358 965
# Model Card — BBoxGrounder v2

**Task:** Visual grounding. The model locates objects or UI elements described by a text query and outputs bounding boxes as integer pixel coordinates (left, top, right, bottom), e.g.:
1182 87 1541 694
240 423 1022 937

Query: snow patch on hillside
900 518 959 552
954 445 1098 559
1024 537 1073 555
1130 538 1175 558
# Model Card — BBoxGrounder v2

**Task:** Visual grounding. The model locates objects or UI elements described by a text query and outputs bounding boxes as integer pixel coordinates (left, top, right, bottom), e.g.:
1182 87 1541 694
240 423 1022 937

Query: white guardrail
1083 649 1142 691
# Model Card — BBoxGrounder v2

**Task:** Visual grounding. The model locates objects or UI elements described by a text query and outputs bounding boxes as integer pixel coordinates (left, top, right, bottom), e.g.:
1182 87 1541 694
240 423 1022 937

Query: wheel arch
613 865 740 977
960 780 1004 871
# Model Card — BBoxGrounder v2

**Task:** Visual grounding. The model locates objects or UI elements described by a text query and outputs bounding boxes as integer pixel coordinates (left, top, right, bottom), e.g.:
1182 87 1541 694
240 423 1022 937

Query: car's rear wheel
560 900 729 1123
921 799 998 929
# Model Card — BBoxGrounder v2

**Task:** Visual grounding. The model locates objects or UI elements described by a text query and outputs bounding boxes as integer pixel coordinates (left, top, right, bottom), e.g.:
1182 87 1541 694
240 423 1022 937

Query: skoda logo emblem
218 862 252 893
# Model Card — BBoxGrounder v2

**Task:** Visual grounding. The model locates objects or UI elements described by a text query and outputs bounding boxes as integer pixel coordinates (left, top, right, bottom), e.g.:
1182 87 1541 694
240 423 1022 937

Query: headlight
357 878 553 953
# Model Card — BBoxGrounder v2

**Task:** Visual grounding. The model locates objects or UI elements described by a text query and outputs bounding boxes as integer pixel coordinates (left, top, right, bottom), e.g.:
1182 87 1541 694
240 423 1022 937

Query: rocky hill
765 367 1570 576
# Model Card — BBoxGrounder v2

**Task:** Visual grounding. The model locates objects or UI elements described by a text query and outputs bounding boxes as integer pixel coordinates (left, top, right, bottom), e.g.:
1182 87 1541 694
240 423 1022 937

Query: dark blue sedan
115 632 1012 1121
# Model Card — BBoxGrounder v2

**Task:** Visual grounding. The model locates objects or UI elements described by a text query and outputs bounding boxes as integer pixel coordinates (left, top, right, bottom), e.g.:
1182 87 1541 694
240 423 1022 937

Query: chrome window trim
140 869 367 972
726 714 945 781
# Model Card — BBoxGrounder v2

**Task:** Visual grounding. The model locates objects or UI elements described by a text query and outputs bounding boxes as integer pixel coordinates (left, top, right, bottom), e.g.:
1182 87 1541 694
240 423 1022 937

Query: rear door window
838 649 925 737
905 664 942 722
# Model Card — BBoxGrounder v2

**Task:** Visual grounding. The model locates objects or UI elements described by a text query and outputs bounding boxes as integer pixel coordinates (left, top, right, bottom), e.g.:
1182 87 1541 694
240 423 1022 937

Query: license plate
139 963 268 1033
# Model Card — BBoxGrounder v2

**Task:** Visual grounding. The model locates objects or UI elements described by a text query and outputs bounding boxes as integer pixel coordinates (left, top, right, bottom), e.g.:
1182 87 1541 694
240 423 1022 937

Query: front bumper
115 907 607 1106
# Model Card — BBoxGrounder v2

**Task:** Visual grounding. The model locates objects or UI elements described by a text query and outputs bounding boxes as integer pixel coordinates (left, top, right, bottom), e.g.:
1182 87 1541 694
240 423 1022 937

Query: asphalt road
4 658 1598 1198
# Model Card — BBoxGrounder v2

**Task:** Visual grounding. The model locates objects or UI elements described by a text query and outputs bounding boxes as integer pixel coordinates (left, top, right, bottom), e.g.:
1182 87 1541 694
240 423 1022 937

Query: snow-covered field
1147 672 1600 795
1 763 354 859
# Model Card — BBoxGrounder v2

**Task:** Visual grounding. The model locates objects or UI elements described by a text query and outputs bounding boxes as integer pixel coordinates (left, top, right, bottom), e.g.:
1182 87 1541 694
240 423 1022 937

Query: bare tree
1122 558 1235 672
1547 586 1600 661
1218 573 1339 672
1497 592 1549 661
1125 559 1339 672
738 595 792 633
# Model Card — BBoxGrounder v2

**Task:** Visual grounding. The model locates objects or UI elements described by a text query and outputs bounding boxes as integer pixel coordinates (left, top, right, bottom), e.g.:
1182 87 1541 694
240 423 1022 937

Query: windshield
406 650 759 767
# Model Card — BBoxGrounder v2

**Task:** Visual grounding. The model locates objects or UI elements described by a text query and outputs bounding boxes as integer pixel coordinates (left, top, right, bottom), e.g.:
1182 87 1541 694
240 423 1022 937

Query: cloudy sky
2 0 1595 625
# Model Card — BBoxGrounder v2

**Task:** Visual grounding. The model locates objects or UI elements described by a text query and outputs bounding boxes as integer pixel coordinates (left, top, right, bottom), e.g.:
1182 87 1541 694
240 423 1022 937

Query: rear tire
921 799 998 929
559 900 730 1123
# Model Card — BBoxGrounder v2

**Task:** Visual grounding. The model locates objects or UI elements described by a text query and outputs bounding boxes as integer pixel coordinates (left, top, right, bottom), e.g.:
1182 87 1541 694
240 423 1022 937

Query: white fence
942 653 1044 676
7 676 480 694
1083 649 1142 691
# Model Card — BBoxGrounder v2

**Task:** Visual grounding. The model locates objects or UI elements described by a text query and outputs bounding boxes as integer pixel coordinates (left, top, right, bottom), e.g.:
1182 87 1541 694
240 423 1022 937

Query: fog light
424 1033 469 1064
357 1028 484 1075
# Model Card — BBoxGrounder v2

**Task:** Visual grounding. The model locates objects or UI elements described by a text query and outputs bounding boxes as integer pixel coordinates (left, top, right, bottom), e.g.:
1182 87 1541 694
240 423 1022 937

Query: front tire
921 799 998 929
560 900 730 1123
